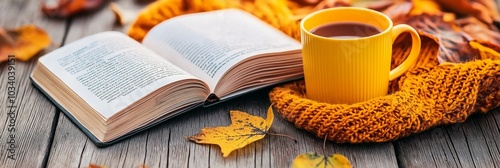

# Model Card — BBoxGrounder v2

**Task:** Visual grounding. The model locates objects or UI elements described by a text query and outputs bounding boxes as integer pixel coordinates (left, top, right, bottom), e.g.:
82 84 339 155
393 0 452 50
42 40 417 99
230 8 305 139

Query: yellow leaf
188 106 274 157
291 152 352 168
0 25 51 62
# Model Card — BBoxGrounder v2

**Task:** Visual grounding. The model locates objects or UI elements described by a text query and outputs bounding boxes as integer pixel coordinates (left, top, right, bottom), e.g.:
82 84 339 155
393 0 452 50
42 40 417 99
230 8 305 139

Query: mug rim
300 7 393 41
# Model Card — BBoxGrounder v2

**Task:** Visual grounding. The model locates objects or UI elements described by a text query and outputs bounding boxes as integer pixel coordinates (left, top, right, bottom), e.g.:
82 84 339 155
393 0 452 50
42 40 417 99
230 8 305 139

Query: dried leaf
42 0 108 18
366 0 397 11
291 152 352 168
377 0 500 63
434 0 495 24
312 0 351 10
374 1 412 20
0 25 51 62
397 14 477 63
472 0 500 21
456 17 500 46
188 106 274 157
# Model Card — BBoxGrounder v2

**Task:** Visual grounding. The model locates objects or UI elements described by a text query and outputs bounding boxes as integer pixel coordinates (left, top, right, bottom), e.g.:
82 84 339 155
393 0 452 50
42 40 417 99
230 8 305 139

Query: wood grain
395 108 500 168
0 0 66 167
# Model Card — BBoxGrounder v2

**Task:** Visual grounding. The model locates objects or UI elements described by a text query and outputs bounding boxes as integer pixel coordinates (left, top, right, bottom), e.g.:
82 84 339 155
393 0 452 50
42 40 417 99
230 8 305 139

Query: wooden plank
395 128 460 168
395 107 500 168
0 0 66 167
489 108 500 165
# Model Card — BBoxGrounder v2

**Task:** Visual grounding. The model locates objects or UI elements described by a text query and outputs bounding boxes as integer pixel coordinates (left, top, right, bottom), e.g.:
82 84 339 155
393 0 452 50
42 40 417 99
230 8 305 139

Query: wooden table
1 0 499 167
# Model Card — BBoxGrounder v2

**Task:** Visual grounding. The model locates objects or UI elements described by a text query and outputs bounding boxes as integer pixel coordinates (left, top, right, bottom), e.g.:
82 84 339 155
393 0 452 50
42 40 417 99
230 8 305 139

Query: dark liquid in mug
310 22 382 39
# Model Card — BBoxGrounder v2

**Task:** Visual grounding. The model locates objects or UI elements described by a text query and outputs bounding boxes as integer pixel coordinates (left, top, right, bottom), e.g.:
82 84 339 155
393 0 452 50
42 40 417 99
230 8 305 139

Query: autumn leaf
292 152 352 168
188 106 274 157
42 0 108 18
456 17 500 46
397 14 478 63
376 0 500 63
0 25 51 62
434 0 499 24
410 0 442 15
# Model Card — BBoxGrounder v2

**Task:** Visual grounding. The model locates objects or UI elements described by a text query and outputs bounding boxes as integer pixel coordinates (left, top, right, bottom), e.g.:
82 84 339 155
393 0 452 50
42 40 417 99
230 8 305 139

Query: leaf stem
266 132 298 143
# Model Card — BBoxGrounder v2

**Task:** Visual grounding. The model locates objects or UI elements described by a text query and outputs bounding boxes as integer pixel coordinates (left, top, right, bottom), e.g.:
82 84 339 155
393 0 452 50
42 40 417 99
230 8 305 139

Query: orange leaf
0 25 51 62
42 0 107 18
188 106 274 157
410 0 442 15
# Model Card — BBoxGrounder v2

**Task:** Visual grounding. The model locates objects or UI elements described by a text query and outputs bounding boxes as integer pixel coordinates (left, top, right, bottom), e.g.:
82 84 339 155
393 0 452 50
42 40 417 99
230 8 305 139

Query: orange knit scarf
128 0 500 143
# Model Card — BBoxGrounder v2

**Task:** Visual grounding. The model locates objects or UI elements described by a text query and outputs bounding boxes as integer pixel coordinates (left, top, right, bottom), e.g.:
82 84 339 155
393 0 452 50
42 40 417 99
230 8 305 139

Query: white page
142 9 301 91
39 32 198 119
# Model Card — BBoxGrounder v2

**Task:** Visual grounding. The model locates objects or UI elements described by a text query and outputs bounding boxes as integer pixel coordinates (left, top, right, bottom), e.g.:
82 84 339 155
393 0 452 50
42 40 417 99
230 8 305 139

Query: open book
31 9 302 146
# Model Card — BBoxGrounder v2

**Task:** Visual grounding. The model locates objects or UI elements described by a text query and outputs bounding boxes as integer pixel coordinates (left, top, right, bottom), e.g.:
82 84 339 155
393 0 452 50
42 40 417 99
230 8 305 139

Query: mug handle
389 24 421 81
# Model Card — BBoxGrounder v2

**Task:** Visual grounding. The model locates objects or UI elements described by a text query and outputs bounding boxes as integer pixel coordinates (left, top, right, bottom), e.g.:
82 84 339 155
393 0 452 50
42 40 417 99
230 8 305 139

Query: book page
39 32 200 118
142 9 301 91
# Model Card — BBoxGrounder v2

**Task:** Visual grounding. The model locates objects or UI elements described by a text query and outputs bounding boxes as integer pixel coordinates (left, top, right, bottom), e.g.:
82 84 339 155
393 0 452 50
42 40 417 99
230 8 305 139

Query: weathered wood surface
396 108 500 168
0 0 66 167
0 0 499 167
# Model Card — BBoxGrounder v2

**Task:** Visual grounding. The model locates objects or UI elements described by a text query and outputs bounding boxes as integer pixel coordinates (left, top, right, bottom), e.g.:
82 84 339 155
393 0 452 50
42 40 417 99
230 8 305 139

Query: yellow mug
301 7 421 104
